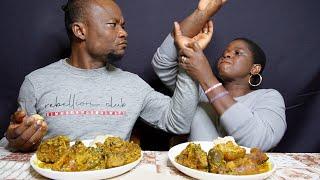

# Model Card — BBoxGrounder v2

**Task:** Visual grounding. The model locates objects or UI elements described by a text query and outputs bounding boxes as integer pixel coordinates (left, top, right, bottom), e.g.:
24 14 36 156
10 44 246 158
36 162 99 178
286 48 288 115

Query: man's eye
106 23 116 27
235 51 240 55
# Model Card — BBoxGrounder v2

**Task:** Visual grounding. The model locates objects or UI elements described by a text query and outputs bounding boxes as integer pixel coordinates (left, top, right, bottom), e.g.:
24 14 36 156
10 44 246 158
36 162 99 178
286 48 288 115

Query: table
0 147 319 179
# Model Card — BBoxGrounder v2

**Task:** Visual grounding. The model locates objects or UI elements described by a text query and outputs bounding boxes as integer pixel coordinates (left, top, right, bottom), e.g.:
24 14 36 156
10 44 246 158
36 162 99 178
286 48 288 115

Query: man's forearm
179 9 211 37
179 0 226 37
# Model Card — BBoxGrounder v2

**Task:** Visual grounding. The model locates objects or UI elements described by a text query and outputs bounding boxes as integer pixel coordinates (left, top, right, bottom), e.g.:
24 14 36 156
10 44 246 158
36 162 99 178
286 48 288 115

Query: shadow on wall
276 72 320 152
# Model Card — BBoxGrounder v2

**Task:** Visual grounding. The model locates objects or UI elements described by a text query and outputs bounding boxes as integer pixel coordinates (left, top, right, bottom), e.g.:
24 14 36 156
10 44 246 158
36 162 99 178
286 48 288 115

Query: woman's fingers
207 20 214 41
186 41 202 53
222 0 228 5
179 47 194 58
208 20 214 35
192 42 202 52
202 21 209 34
179 60 189 70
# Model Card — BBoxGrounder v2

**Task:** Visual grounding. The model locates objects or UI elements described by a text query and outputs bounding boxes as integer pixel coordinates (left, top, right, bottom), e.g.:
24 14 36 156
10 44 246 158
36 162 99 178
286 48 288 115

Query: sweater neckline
60 58 109 78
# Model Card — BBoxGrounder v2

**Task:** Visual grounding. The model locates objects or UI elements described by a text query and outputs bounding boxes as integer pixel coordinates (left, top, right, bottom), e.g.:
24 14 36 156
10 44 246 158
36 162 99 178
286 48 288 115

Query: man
3 0 225 152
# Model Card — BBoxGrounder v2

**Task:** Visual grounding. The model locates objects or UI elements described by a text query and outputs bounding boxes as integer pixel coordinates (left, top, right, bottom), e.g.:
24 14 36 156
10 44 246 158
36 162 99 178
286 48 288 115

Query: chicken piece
175 143 208 171
51 141 105 171
103 137 141 168
36 135 70 163
207 148 228 173
226 156 259 175
37 136 141 171
225 148 270 175
104 137 127 152
247 148 269 165
123 142 141 164
105 152 126 168
214 141 246 161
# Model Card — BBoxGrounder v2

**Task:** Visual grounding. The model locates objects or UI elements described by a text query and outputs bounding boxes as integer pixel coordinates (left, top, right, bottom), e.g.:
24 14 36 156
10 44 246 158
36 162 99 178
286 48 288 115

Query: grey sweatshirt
152 34 287 151
12 59 198 141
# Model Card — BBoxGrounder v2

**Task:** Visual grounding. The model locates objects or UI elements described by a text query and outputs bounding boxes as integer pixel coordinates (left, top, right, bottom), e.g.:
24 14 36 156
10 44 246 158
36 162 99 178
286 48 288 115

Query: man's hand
173 20 213 50
5 110 47 152
198 0 227 16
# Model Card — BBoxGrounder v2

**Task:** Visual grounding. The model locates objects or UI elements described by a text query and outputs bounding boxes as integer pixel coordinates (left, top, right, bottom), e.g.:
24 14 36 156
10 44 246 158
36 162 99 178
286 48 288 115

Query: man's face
85 0 128 62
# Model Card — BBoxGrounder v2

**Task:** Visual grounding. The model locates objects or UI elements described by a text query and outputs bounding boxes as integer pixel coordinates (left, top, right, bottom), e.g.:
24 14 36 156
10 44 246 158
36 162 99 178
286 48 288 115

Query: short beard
107 52 123 64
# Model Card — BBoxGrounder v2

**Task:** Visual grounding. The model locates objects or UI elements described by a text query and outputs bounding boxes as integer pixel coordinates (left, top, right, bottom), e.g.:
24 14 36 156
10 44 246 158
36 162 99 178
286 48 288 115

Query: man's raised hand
198 0 227 16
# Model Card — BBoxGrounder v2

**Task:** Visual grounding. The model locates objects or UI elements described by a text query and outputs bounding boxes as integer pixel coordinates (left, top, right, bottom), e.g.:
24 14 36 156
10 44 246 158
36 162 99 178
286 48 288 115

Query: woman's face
217 40 255 82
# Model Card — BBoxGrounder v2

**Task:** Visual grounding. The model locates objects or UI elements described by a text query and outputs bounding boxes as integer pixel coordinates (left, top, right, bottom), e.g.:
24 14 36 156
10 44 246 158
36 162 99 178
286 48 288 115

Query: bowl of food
30 135 143 180
168 136 275 180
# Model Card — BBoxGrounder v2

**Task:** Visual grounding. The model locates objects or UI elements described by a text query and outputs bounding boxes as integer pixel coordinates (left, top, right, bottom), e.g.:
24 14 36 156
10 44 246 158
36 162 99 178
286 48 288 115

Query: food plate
30 139 143 180
168 141 275 180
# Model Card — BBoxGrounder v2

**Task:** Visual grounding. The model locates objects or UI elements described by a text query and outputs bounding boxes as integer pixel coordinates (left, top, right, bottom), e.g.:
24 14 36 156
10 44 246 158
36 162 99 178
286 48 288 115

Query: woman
152 22 286 151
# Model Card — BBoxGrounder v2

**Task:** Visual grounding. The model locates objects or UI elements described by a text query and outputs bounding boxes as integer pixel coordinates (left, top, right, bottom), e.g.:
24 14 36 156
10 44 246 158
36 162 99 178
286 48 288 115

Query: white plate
168 141 275 180
30 139 143 180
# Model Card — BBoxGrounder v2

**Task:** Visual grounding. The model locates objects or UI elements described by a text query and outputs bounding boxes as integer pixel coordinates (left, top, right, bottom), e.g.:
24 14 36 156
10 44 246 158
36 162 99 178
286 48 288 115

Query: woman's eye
106 23 116 28
235 51 240 55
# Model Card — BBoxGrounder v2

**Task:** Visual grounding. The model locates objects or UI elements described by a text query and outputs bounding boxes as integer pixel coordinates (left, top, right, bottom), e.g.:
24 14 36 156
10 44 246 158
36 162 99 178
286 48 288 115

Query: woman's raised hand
173 20 213 50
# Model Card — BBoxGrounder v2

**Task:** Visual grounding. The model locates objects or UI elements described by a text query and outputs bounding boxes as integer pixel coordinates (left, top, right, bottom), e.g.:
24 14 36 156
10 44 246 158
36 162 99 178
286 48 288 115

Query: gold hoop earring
249 74 262 87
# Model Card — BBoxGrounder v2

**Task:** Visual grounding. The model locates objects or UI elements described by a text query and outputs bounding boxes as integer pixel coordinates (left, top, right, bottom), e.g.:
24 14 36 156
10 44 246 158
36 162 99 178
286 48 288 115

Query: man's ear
71 22 86 40
250 64 262 75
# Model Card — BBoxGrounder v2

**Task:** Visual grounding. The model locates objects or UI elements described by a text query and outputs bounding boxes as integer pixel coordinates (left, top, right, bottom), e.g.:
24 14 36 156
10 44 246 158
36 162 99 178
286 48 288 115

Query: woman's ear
250 64 262 75
71 22 86 40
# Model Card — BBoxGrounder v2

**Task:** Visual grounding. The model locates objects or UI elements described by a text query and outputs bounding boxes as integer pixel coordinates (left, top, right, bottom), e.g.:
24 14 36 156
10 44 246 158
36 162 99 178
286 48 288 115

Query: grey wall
0 0 319 152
